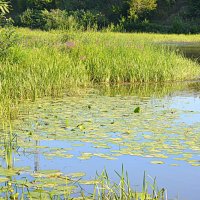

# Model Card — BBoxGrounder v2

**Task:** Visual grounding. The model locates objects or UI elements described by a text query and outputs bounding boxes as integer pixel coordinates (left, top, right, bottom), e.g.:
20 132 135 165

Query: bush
0 14 13 27
0 14 7 26
170 16 186 34
117 19 170 33
110 17 200 34
0 28 19 59
42 9 105 31
42 9 80 31
20 8 45 29
18 8 105 31
170 16 200 34
70 9 106 30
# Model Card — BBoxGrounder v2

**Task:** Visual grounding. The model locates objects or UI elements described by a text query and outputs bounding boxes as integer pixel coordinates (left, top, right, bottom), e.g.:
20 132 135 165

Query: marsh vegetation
0 28 200 120
0 26 200 199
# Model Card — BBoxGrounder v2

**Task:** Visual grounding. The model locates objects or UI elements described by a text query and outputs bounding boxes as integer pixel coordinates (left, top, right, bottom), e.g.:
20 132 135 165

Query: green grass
0 28 200 120
91 168 166 200
0 162 166 200
123 32 200 43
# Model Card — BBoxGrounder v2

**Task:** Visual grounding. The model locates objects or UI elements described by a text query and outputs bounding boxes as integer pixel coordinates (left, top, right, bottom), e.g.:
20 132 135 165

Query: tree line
1 0 200 33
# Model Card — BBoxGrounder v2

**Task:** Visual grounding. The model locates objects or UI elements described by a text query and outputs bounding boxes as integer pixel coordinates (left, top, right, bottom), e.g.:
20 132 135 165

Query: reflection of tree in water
188 82 200 93
34 140 39 172
96 83 187 97
181 47 200 63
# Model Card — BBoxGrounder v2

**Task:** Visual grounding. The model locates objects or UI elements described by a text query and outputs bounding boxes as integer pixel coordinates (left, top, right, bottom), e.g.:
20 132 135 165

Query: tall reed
0 28 200 120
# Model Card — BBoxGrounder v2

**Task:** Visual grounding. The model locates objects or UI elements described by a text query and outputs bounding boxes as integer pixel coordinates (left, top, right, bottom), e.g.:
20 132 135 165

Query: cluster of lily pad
0 86 200 198
8 92 200 167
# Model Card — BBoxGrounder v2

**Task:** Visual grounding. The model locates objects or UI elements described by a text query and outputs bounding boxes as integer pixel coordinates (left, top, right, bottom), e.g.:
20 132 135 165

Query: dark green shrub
117 18 170 33
0 14 13 27
171 16 186 34
70 10 105 30
42 9 80 31
188 0 200 18
41 9 105 31
19 8 45 29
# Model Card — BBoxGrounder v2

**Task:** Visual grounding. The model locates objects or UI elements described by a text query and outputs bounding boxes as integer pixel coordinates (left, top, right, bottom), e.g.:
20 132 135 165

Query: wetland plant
0 29 200 121
0 167 166 200
1 122 18 169
92 168 166 200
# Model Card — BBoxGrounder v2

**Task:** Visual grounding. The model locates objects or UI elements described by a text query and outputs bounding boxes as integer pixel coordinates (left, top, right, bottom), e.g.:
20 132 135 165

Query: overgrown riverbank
0 28 200 120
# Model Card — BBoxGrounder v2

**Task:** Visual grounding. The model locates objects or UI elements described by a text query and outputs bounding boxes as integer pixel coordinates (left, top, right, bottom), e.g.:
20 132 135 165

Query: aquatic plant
92 167 166 200
0 28 200 120
0 165 166 200
0 122 17 169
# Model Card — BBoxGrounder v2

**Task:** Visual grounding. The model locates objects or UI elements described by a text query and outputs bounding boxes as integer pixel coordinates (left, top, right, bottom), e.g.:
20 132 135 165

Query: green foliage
42 9 80 31
134 107 140 113
170 16 200 34
171 16 186 34
4 0 200 33
71 9 105 30
0 0 12 27
128 0 157 20
24 0 53 10
188 0 200 17
0 13 13 27
0 0 9 14
19 8 105 31
93 167 166 199
0 28 19 59
0 29 200 119
19 8 45 29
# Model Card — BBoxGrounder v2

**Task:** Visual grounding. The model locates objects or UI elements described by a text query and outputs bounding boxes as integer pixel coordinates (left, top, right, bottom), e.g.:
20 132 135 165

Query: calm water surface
164 42 200 63
1 82 200 200
179 45 200 63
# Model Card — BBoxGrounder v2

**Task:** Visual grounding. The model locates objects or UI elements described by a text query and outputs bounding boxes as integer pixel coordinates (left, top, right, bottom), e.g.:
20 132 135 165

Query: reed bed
0 28 200 120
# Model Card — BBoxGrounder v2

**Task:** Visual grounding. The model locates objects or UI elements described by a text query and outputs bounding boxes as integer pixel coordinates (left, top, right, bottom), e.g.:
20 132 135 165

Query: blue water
2 83 200 200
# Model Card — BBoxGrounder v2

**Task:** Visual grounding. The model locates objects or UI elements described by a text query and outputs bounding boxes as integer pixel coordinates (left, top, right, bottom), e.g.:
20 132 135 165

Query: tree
128 0 157 20
189 0 200 18
0 0 9 13
26 0 53 9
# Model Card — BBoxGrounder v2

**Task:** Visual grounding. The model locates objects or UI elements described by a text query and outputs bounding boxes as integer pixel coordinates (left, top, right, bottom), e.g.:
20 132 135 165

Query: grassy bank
125 33 200 43
0 28 200 119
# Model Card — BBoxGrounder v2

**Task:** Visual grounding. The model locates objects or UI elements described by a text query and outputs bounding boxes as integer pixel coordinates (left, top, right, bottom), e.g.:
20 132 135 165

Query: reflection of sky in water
168 96 200 124
6 89 200 200
14 149 199 200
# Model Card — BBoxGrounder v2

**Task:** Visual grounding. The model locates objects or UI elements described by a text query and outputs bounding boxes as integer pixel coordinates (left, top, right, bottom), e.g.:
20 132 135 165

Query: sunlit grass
91 167 166 200
0 28 200 120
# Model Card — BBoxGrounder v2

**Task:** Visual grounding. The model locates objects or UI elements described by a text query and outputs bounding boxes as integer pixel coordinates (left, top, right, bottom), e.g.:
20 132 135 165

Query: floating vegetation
0 164 166 200
134 106 141 113
0 79 200 198
1 88 199 168
151 161 165 165
1 28 200 119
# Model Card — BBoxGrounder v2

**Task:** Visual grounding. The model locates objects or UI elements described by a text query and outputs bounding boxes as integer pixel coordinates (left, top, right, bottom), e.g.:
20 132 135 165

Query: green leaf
151 161 164 165
134 106 140 113
65 119 69 127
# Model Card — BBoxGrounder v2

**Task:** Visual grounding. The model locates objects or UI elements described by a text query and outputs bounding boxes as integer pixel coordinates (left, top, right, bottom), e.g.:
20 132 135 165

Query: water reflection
188 81 200 92
158 42 200 63
179 46 200 63
34 141 40 172
0 82 200 199
95 82 188 97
